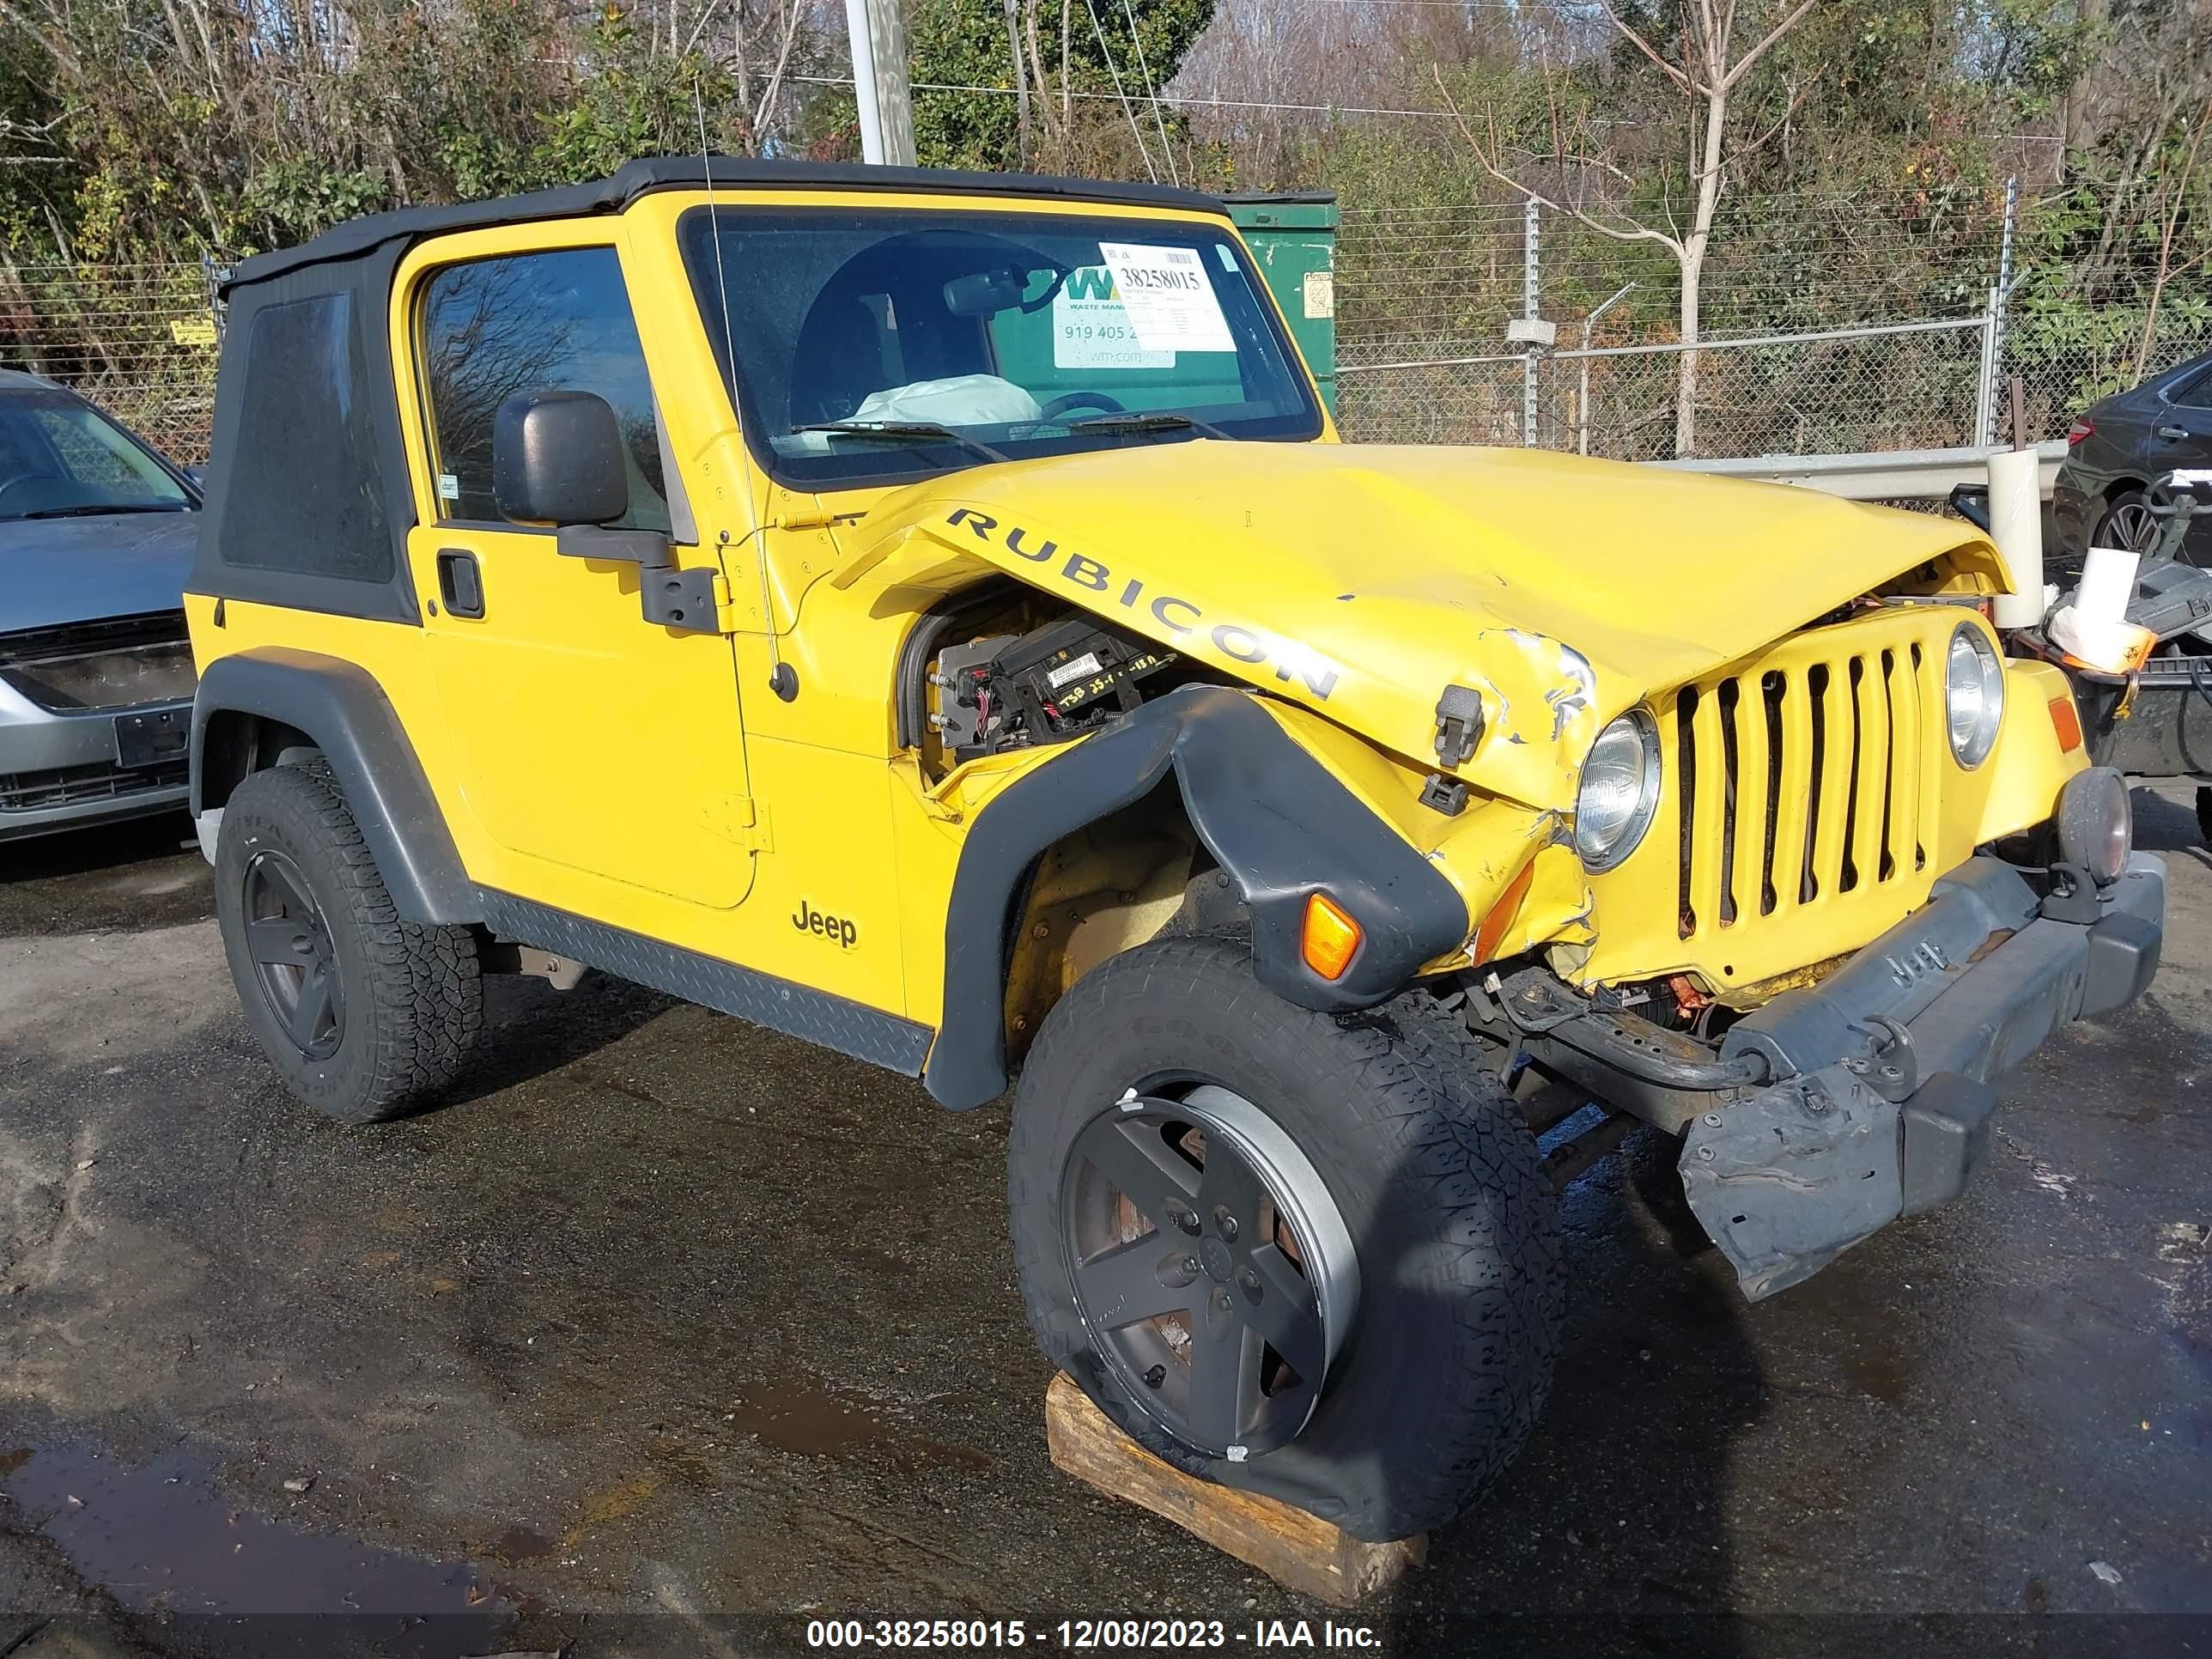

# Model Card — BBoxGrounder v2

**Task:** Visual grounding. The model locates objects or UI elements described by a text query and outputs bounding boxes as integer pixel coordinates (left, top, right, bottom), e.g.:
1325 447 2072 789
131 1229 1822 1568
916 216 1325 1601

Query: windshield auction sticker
1097 243 1235 354
1052 266 1175 369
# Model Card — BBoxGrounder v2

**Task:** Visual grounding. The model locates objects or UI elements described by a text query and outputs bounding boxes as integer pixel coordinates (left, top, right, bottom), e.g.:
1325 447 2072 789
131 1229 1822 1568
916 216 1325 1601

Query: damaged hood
854 441 1996 806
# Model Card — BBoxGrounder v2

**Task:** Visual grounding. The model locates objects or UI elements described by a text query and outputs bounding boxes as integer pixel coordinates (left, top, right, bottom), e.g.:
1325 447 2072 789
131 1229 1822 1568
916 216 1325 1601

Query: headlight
1945 621 2005 769
1575 710 1662 872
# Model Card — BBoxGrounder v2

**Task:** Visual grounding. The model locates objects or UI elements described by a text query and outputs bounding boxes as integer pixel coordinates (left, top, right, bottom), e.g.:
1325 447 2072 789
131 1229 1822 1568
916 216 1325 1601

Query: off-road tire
1006 935 1563 1541
215 762 482 1123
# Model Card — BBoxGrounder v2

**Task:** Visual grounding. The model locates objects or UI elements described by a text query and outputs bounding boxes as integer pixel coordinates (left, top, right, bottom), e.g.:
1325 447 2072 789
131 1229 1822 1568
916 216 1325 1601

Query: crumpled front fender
921 684 1469 1109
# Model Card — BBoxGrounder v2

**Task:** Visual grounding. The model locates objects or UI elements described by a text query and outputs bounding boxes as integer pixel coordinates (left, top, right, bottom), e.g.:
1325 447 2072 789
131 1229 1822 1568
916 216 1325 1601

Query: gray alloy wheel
240 848 344 1060
1060 1082 1360 1458
2100 492 2161 554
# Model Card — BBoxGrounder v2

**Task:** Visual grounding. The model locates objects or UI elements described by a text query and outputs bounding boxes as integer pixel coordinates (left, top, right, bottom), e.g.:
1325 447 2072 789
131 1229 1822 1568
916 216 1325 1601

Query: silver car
0 369 201 842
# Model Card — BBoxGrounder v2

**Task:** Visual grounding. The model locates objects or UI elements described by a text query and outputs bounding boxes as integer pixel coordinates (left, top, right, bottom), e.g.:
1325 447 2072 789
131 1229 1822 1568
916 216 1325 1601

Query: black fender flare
190 647 477 924
922 685 1470 1109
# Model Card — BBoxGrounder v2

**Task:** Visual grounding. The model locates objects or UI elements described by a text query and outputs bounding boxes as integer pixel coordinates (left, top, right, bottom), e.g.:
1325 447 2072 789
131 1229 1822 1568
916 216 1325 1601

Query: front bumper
1680 852 2165 1299
0 689 192 840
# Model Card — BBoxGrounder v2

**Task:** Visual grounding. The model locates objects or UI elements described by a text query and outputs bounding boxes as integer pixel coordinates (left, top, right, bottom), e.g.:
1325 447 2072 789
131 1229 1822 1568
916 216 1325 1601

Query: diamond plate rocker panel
476 889 934 1076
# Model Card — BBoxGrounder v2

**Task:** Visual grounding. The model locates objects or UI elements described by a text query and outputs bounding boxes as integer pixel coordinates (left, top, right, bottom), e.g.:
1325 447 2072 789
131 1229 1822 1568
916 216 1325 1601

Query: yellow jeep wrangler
185 158 2165 1540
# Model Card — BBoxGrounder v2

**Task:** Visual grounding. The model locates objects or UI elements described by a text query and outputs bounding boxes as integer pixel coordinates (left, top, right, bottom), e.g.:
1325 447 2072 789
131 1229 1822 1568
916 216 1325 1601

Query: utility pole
845 0 916 166
1504 198 1555 447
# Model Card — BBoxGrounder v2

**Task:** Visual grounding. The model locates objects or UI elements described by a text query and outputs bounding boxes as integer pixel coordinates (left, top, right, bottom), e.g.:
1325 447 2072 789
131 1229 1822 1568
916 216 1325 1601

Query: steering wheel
1038 391 1127 422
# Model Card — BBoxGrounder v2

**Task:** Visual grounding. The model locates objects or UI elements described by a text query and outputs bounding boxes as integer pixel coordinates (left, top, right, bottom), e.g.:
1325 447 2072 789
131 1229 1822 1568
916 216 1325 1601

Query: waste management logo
1051 266 1174 371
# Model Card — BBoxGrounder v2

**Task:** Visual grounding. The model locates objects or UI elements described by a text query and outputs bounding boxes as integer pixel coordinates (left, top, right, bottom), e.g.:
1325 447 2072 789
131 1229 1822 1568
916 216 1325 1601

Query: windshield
0 389 191 521
679 206 1322 487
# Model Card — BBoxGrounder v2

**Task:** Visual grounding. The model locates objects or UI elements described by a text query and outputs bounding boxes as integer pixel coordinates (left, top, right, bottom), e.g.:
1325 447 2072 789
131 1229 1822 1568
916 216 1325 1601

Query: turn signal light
2049 696 2084 753
1302 892 1363 981
1474 860 1538 964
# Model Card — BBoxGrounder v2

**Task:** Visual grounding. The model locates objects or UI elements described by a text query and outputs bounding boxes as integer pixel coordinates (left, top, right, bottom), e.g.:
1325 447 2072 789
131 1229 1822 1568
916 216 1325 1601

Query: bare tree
1437 0 1819 456
2134 95 2212 380
1173 0 1486 185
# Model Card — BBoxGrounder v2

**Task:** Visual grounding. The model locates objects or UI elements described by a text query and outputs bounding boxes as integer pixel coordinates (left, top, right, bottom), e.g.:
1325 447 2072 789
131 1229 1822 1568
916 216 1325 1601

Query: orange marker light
1474 860 1538 965
1302 892 1364 981
2049 696 2083 754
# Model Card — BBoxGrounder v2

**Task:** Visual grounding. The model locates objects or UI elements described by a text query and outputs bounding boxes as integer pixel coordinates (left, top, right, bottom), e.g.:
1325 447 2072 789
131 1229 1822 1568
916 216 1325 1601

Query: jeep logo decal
792 900 859 950
942 507 1340 701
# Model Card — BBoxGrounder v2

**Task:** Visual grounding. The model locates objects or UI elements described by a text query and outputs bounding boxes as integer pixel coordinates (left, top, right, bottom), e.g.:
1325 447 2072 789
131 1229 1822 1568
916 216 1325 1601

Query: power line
805 72 2060 137
1237 0 1560 9
1074 0 1162 177
1117 0 1183 185
793 73 1465 119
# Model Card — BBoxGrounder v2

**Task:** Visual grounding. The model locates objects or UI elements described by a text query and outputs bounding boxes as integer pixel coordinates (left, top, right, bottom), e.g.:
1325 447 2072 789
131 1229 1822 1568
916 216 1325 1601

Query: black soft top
227 157 1227 291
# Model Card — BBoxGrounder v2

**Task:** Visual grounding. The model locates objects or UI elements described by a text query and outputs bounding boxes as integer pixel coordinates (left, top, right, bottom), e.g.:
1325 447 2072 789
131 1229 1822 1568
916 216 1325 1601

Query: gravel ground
0 794 2206 1659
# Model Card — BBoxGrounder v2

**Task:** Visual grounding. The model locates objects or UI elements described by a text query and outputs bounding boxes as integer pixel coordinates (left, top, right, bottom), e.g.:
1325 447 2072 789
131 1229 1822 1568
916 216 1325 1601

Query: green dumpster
1225 193 1339 416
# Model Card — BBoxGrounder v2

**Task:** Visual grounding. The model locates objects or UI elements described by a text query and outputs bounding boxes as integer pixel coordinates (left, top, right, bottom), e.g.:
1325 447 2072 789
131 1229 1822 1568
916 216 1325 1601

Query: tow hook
1843 1013 1918 1103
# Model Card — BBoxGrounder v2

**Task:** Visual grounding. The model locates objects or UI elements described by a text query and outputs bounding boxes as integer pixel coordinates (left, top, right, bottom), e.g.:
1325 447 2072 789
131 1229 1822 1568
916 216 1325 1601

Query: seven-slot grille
1664 624 1939 949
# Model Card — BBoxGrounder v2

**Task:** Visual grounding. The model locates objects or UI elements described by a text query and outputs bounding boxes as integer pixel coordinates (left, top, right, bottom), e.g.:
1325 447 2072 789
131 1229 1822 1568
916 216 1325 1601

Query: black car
2052 349 2212 562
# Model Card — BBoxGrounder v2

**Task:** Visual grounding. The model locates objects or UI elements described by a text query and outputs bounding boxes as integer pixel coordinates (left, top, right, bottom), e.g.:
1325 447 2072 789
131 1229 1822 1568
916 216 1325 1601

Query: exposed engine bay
932 617 1181 762
909 586 1213 778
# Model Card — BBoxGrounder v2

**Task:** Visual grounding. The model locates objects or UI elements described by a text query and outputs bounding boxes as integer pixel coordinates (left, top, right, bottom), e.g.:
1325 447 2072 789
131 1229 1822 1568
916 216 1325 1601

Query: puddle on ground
2 1441 509 1647
491 1522 556 1565
727 1379 990 1472
1844 1348 1909 1403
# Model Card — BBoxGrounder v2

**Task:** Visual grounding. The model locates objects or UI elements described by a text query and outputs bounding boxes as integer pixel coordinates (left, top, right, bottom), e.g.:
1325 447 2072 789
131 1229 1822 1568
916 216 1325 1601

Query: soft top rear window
221 293 392 581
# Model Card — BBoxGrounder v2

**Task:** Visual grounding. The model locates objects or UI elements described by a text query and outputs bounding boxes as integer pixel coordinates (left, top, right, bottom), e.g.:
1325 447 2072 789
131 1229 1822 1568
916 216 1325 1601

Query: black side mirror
493 391 629 526
491 389 717 634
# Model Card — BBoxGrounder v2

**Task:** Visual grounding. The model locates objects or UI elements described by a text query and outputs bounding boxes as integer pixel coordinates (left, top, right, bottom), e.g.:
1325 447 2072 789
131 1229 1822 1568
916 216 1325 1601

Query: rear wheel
215 763 482 1123
2096 489 2161 555
1007 936 1562 1540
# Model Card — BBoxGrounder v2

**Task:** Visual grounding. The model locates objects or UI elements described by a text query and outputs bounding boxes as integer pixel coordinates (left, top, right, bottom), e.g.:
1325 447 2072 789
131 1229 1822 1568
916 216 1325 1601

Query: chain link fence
0 262 224 465
1340 319 1996 459
1333 184 2212 458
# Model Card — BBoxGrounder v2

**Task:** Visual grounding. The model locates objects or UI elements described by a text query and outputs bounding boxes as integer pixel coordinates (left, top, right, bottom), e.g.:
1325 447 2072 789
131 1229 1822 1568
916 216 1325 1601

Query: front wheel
1006 937 1562 1540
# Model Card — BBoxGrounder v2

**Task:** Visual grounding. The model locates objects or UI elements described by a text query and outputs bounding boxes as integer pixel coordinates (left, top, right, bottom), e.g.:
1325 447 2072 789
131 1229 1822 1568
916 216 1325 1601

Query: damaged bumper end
1679 852 2165 1300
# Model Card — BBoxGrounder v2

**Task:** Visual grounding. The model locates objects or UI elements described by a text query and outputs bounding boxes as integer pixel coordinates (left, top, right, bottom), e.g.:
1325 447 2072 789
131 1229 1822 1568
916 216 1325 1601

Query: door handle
436 549 486 618
2157 424 2193 441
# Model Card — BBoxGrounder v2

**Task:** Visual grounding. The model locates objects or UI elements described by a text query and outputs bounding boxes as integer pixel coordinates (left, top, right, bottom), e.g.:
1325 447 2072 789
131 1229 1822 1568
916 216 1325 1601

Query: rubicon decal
941 507 1341 701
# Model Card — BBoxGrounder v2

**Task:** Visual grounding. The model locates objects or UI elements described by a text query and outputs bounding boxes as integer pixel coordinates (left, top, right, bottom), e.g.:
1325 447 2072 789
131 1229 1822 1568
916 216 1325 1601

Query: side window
2171 366 2212 410
419 246 672 532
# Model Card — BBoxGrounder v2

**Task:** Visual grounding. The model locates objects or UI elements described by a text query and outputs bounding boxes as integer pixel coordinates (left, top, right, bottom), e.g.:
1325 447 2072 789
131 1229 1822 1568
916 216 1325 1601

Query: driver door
401 232 757 913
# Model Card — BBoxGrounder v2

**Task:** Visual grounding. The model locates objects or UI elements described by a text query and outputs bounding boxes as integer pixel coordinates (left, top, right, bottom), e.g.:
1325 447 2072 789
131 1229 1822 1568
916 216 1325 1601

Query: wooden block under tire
1043 1372 1425 1607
